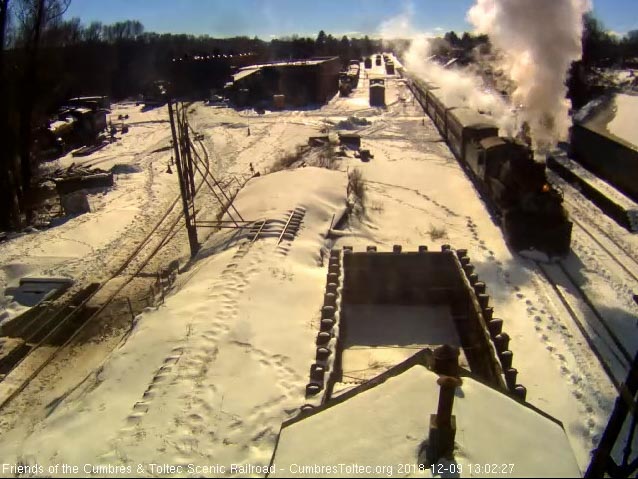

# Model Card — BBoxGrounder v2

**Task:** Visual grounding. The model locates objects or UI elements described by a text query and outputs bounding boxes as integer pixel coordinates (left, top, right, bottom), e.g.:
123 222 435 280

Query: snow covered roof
270 361 580 478
448 107 496 130
233 67 261 82
49 118 75 132
68 96 108 102
606 94 638 147
576 93 638 149
233 57 339 83
62 107 92 116
439 91 469 110
238 57 338 71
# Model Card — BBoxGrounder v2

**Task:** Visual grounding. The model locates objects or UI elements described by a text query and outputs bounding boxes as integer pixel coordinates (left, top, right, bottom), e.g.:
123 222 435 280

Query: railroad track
535 260 631 391
0 114 218 412
0 197 190 411
276 208 304 247
0 104 275 412
566 201 638 285
532 177 638 391
549 172 638 278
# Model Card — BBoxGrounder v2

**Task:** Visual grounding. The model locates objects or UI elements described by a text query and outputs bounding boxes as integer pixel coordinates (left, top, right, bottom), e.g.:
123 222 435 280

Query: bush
317 144 337 170
347 168 366 211
428 224 447 240
269 145 309 173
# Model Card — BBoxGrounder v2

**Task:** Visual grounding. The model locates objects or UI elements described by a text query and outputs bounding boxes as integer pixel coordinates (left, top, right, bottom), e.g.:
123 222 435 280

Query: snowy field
0 59 636 476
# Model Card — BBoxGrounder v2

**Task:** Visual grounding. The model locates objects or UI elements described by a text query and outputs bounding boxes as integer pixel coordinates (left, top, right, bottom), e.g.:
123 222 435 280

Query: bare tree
82 20 102 42
17 0 70 214
0 0 22 229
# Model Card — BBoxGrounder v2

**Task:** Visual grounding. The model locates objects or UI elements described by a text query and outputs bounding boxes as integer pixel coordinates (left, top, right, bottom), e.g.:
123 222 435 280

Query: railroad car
570 123 638 203
339 61 361 96
432 92 466 140
404 72 572 256
339 73 352 96
369 78 385 106
386 61 395 75
424 89 440 122
446 107 497 160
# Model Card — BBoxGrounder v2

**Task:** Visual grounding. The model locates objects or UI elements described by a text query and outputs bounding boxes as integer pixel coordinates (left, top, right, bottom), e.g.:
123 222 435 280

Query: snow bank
0 167 347 474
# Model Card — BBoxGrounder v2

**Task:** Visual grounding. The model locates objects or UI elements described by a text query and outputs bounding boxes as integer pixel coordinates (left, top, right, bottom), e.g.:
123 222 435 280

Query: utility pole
167 100 199 258
179 105 197 200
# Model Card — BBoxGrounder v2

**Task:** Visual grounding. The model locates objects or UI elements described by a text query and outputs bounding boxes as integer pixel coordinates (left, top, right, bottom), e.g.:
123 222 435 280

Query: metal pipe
436 376 461 428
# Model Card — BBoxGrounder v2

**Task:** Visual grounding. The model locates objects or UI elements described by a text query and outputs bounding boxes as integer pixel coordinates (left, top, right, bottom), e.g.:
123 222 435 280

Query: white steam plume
378 4 415 40
377 6 517 134
403 35 516 135
468 0 592 148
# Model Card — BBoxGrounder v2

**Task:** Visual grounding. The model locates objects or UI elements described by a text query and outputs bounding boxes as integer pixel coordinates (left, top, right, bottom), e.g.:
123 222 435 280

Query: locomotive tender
406 74 572 256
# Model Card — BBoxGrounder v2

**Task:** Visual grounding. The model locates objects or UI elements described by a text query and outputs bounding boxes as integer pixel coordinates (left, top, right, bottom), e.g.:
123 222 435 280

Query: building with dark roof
227 57 341 108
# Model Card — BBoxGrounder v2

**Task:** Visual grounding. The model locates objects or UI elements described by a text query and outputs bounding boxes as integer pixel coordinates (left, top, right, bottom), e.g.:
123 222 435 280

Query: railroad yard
0 53 637 476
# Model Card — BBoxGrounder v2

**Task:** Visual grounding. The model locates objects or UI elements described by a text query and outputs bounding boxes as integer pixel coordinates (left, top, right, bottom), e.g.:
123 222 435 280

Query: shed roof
576 93 638 149
270 362 580 478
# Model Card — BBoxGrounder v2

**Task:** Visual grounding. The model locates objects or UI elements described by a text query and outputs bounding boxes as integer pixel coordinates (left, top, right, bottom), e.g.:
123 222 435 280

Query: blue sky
66 0 638 39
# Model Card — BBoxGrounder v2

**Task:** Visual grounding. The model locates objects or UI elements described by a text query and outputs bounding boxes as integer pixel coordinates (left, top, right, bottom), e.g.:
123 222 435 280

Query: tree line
0 1 387 230
1 1 635 231
567 13 638 109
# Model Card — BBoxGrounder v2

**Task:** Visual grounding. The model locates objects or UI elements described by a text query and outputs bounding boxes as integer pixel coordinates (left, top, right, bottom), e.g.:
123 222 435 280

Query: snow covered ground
0 58 635 476
0 103 177 324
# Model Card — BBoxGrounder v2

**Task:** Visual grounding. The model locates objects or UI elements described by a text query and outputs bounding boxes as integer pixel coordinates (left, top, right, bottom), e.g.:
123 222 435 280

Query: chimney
426 375 462 465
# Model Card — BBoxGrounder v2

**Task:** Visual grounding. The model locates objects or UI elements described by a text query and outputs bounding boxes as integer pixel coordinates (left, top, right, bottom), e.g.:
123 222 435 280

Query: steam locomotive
406 74 572 256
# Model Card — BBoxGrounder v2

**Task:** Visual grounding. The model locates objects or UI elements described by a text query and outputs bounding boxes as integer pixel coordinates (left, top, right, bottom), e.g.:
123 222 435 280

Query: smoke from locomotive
406 74 573 256
468 0 592 149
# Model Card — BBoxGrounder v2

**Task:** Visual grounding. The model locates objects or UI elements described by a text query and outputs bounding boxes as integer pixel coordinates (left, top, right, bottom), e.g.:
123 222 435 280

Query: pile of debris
36 163 115 216
335 116 371 130
45 163 114 195
305 133 374 164
72 141 109 157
